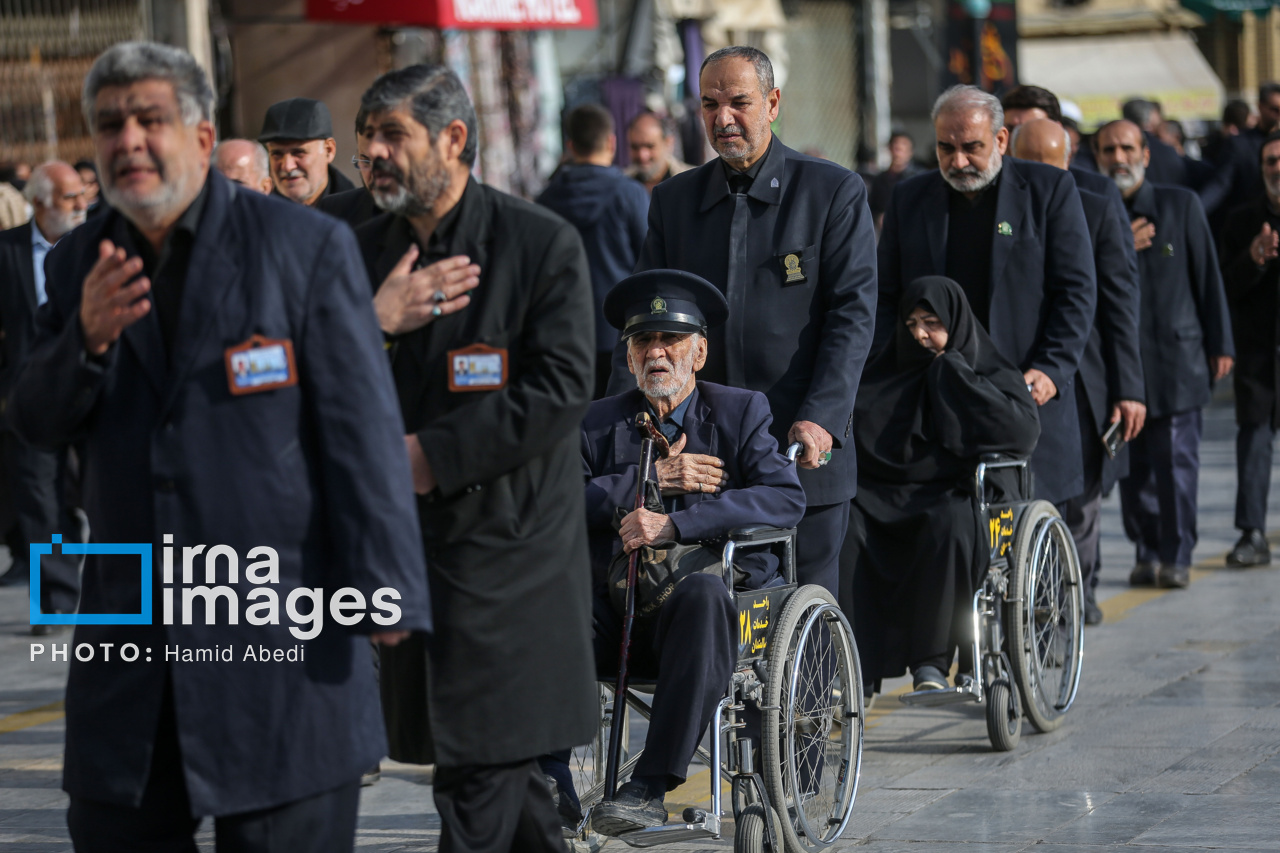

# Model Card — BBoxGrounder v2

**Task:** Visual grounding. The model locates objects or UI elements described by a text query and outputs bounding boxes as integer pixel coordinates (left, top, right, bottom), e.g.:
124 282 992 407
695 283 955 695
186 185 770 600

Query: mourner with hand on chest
8 42 429 852
610 45 878 596
1220 130 1280 569
352 64 599 853
1094 119 1234 589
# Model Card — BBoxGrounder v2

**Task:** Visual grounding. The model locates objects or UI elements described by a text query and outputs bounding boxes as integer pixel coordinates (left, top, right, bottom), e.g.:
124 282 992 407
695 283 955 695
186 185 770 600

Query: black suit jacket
1221 195 1280 427
8 172 430 815
316 186 379 229
1124 180 1234 419
354 178 599 768
0 222 39 421
877 158 1097 503
609 137 879 507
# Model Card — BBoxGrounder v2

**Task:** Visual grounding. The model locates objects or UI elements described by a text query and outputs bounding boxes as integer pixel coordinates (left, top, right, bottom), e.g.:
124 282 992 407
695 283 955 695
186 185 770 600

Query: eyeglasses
352 156 372 168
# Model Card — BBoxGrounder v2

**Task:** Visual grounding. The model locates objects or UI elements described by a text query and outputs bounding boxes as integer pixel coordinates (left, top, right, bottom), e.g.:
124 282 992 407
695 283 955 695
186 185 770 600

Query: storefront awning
305 0 598 29
1018 32 1224 128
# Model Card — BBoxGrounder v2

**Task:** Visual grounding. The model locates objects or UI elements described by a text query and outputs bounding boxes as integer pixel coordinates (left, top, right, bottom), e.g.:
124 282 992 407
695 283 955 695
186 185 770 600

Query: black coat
609 137 879 507
877 157 1097 504
356 178 599 767
1221 196 1280 427
0 222 41 422
1124 180 1234 419
8 172 431 816
316 186 380 229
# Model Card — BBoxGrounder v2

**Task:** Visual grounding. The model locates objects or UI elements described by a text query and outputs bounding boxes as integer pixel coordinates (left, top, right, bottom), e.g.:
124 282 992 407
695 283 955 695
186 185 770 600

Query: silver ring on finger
431 305 443 317
433 290 447 303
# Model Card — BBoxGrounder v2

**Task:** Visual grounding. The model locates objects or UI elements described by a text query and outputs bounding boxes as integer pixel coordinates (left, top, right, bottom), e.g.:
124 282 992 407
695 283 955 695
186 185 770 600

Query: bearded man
556 269 803 837
876 84 1097 508
352 64 599 853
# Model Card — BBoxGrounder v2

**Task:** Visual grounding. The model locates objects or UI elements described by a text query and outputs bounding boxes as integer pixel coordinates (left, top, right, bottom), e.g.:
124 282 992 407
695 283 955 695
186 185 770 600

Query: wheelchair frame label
737 590 774 660
989 507 1014 559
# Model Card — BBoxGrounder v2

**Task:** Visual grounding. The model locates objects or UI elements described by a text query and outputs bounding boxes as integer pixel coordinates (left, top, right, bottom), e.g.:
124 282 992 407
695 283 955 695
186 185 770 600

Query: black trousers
433 761 563 853
1119 409 1203 567
1058 392 1105 591
593 572 735 786
796 501 848 595
1235 420 1275 532
67 684 360 852
1 430 80 612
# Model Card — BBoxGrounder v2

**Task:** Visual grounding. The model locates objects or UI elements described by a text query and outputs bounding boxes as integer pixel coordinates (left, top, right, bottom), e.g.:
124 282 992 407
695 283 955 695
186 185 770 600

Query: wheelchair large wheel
760 585 863 853
1006 501 1084 734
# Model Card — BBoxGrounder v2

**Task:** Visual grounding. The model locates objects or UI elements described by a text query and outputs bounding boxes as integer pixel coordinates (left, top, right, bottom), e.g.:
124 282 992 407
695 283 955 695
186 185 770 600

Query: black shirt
415 185 466 267
125 178 209 356
721 136 774 195
944 175 999 328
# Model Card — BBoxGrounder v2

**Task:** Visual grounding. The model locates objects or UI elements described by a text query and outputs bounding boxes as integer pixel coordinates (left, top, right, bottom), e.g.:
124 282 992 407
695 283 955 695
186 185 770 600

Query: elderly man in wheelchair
541 270 807 839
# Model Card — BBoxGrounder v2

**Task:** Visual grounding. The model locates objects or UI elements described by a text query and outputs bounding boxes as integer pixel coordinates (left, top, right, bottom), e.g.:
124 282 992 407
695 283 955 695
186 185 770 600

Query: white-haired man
0 161 88 626
877 84 1097 511
213 138 272 194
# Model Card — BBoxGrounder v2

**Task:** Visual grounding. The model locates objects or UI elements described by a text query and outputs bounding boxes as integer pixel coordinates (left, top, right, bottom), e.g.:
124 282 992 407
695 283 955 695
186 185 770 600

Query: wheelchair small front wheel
1006 502 1085 733
760 585 863 853
985 678 1021 751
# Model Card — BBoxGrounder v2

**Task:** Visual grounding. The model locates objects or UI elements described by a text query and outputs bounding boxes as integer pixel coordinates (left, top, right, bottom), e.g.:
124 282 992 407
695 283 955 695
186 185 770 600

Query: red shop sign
306 0 599 29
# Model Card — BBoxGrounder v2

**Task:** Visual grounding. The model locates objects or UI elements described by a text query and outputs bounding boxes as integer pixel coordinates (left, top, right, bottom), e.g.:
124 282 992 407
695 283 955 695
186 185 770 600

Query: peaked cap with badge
603 269 728 339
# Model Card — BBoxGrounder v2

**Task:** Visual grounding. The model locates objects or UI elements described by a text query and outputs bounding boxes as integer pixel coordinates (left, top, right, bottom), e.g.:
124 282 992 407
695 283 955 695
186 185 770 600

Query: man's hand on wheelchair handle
620 507 677 553
654 434 728 495
788 421 833 469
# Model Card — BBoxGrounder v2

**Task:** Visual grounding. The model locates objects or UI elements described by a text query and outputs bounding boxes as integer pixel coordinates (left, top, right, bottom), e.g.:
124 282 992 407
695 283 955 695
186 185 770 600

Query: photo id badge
225 334 298 396
448 343 508 392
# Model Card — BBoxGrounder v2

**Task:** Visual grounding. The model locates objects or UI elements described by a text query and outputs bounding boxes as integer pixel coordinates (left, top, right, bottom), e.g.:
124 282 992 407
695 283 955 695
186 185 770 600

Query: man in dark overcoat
1220 130 1280 568
0 160 89 623
1094 120 1235 589
352 65 598 853
7 43 429 851
1012 118 1147 624
608 45 879 596
877 86 1097 508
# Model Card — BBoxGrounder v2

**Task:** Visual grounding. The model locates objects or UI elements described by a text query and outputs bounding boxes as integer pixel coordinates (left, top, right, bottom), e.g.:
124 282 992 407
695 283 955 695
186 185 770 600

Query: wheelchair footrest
614 813 722 848
899 683 981 707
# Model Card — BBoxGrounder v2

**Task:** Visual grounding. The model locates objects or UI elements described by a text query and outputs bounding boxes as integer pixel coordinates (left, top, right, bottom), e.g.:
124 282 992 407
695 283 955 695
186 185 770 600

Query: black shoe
1084 589 1103 625
590 780 667 836
545 774 584 838
911 665 948 691
1129 562 1158 586
1227 530 1271 568
1157 564 1190 589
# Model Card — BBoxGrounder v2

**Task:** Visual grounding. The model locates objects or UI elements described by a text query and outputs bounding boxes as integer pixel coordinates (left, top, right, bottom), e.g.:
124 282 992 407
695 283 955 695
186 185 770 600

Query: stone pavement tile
0 806 70 828
849 842 1026 853
1138 675 1280 707
1132 743 1276 793
1045 791 1194 845
0 832 72 853
1031 847 1279 853
0 788 67 809
1063 705 1258 749
978 746 1189 793
1130 794 1280 848
865 789 1103 844
1215 752 1280 794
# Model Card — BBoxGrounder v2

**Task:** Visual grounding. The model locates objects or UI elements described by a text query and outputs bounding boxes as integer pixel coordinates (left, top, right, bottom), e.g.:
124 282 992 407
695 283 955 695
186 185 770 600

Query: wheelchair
566 451 864 853
898 454 1086 751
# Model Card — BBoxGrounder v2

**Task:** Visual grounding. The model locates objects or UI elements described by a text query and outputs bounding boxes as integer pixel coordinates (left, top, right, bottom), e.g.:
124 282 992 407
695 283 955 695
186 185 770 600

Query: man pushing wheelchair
542 270 806 837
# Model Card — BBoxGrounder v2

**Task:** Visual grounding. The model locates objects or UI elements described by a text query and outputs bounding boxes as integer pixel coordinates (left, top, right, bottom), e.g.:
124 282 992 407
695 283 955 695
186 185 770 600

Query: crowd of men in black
0 34 1278 853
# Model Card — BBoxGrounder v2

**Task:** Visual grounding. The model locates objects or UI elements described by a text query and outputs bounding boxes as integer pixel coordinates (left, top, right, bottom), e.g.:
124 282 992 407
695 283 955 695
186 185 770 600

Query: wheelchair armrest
978 453 1028 469
728 526 798 544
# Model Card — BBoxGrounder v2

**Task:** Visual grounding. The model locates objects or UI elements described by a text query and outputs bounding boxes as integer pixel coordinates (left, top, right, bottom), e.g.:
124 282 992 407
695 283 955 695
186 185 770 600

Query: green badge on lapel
1163 243 1174 257
997 221 1013 237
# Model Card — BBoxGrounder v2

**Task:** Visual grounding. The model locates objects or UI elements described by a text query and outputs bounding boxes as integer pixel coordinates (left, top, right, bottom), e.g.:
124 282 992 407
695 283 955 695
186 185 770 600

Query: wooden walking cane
604 412 670 800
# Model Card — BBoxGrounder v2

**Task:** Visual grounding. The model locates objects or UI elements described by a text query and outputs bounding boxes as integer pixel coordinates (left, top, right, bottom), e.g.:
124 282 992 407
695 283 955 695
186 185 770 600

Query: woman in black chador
846 276 1040 696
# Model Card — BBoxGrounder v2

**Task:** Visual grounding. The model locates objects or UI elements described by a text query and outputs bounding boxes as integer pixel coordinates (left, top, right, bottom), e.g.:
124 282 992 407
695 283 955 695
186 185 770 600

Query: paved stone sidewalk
2 399 1279 851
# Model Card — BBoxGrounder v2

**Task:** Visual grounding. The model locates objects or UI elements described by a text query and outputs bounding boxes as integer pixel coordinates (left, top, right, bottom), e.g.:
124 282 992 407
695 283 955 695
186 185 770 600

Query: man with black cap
259 97 354 206
555 269 804 837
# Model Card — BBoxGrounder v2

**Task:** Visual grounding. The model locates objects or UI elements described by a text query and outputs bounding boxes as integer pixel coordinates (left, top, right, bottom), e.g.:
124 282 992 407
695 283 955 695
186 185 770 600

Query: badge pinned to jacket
997 221 1013 237
781 253 806 284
